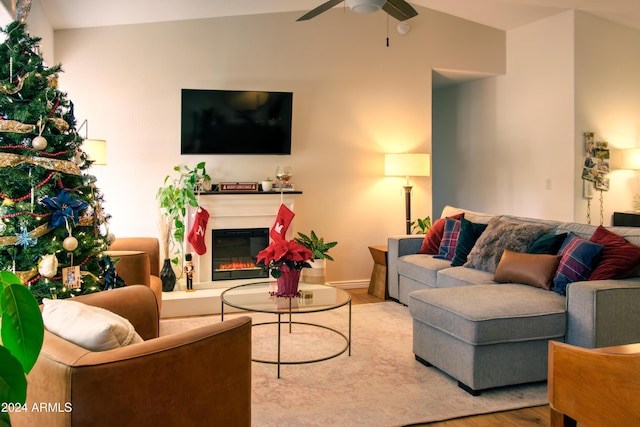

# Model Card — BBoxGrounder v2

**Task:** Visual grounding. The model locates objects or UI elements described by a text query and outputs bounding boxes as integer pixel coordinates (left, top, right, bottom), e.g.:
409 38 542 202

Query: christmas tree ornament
15 226 37 247
31 135 47 150
62 265 81 289
16 0 33 23
63 236 78 251
32 117 47 150
41 189 88 228
38 254 58 278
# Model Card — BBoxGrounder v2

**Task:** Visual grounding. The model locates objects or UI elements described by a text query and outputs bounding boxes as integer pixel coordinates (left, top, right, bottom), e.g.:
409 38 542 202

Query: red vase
277 268 301 296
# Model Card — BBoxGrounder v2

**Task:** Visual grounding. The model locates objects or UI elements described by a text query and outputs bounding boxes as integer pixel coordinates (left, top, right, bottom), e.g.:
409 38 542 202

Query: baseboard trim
328 280 369 290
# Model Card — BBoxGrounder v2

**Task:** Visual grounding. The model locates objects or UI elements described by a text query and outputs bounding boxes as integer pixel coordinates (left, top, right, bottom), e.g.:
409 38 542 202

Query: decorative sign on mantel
219 182 259 192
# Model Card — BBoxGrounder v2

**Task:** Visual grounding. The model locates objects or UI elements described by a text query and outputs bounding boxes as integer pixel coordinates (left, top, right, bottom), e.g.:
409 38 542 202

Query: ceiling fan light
346 0 386 14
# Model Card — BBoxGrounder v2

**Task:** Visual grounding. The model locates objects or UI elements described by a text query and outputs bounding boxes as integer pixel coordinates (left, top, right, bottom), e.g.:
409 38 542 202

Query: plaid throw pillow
434 217 461 261
552 233 604 295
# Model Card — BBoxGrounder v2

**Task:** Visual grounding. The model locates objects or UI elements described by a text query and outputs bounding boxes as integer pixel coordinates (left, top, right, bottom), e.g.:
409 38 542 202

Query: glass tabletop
221 281 351 314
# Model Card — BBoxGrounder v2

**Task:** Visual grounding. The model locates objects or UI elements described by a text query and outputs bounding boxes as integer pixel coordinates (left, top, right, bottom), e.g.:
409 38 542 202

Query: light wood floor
348 288 552 427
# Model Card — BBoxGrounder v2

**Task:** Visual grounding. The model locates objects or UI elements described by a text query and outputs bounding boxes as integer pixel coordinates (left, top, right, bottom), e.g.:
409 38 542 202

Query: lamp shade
82 139 107 165
620 148 640 170
385 153 430 177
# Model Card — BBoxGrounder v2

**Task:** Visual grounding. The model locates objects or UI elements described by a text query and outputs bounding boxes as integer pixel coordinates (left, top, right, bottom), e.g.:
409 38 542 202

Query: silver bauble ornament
63 236 79 251
32 135 47 151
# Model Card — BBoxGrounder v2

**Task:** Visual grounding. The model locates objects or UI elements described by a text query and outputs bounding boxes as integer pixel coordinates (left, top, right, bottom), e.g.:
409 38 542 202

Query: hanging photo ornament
38 254 58 278
63 235 78 251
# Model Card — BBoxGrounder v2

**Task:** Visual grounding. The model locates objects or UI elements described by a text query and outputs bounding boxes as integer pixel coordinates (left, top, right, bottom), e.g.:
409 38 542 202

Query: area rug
160 302 548 426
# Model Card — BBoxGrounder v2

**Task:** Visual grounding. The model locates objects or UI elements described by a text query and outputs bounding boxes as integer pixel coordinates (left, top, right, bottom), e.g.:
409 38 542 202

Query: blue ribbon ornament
99 256 126 290
41 189 88 229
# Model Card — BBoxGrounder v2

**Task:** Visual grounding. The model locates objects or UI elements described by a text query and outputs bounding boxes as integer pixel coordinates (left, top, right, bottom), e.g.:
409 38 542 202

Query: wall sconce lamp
385 153 431 234
77 119 107 165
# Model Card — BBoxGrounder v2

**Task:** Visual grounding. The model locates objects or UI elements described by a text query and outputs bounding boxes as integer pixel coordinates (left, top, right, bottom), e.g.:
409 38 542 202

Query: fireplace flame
217 260 259 271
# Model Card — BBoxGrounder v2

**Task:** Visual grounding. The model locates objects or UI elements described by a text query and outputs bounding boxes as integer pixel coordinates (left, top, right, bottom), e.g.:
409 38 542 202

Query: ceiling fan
297 0 418 22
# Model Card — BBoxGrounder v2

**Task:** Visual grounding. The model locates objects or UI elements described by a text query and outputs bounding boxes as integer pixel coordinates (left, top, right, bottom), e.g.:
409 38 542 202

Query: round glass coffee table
221 281 351 378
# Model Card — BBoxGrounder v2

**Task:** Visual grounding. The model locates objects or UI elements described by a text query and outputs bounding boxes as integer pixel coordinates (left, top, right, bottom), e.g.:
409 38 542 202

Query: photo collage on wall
582 132 610 191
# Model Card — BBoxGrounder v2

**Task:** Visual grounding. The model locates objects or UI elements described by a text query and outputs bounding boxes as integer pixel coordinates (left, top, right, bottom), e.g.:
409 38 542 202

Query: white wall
46 8 504 284
433 10 640 225
574 12 640 224
433 11 575 221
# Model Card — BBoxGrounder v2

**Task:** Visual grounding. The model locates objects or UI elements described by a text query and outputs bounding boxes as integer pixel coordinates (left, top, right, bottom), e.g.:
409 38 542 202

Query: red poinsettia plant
256 239 313 279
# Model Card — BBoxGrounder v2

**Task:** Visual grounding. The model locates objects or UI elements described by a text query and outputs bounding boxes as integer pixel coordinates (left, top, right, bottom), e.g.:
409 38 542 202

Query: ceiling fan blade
297 0 344 21
382 0 418 21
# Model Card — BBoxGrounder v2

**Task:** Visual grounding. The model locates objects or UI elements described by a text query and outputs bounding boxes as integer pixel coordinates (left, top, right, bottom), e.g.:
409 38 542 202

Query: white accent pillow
42 298 143 351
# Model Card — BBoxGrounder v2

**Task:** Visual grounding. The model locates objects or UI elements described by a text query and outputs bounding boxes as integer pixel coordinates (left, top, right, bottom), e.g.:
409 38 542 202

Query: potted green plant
411 216 432 234
156 162 210 291
294 231 338 284
261 177 273 192
0 271 44 426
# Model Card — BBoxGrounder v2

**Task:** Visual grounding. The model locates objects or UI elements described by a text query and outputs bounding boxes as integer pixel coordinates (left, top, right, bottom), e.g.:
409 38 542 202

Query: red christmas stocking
270 204 295 242
187 207 210 255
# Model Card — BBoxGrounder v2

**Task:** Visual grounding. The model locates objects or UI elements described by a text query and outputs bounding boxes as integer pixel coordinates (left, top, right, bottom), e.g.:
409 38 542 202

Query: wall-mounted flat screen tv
181 89 293 155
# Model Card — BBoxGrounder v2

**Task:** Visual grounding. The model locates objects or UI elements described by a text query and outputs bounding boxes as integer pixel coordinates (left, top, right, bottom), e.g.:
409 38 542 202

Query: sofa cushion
441 205 496 225
436 266 496 288
42 298 144 351
494 249 561 290
398 255 452 288
408 284 567 345
552 233 604 295
528 232 568 255
451 218 488 267
588 225 640 280
465 218 548 273
418 213 464 254
435 217 461 261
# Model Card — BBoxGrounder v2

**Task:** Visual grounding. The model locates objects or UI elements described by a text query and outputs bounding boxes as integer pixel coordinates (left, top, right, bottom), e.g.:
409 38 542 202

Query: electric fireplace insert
211 228 269 281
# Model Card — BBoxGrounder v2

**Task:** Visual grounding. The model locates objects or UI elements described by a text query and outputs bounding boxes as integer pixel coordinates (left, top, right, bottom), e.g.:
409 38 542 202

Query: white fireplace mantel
185 192 301 289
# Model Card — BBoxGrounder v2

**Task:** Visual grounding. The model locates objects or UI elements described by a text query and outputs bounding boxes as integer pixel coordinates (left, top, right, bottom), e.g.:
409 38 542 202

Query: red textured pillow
418 213 464 254
589 226 640 280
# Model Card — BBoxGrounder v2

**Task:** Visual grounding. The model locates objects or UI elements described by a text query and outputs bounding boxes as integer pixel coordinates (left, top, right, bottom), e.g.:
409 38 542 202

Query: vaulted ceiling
35 0 640 32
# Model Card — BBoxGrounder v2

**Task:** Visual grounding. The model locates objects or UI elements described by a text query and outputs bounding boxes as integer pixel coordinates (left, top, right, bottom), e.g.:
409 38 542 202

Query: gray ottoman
408 284 566 394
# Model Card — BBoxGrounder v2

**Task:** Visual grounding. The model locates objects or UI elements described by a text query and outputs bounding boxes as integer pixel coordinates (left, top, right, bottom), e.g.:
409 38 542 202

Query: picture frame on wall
595 175 610 191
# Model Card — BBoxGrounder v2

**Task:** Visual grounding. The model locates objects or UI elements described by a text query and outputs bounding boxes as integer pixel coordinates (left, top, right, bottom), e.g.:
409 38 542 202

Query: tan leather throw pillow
493 249 561 291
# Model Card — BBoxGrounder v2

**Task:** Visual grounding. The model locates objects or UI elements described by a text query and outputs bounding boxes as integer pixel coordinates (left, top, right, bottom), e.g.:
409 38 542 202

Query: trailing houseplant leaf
0 284 45 374
0 270 45 425
0 346 27 408
156 162 210 271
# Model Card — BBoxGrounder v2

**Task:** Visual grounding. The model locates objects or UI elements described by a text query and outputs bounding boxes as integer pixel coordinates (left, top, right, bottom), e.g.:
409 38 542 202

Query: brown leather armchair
107 237 163 311
12 285 252 427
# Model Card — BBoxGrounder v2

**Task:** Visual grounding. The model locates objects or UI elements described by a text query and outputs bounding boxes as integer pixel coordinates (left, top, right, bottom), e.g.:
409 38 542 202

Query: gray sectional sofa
388 205 640 395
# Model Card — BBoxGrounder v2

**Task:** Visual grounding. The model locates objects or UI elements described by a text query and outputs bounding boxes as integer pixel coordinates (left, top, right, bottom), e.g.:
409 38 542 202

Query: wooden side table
368 245 388 300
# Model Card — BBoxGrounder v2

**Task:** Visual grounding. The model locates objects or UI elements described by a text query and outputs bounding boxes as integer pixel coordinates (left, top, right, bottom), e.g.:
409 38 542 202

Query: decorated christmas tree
0 20 118 301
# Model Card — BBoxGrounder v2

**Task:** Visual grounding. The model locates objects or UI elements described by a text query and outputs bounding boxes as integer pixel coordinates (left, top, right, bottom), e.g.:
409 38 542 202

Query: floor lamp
385 153 431 234
77 119 107 165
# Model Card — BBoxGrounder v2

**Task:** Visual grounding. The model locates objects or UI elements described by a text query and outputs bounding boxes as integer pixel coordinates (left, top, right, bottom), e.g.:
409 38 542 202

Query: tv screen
181 89 293 155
